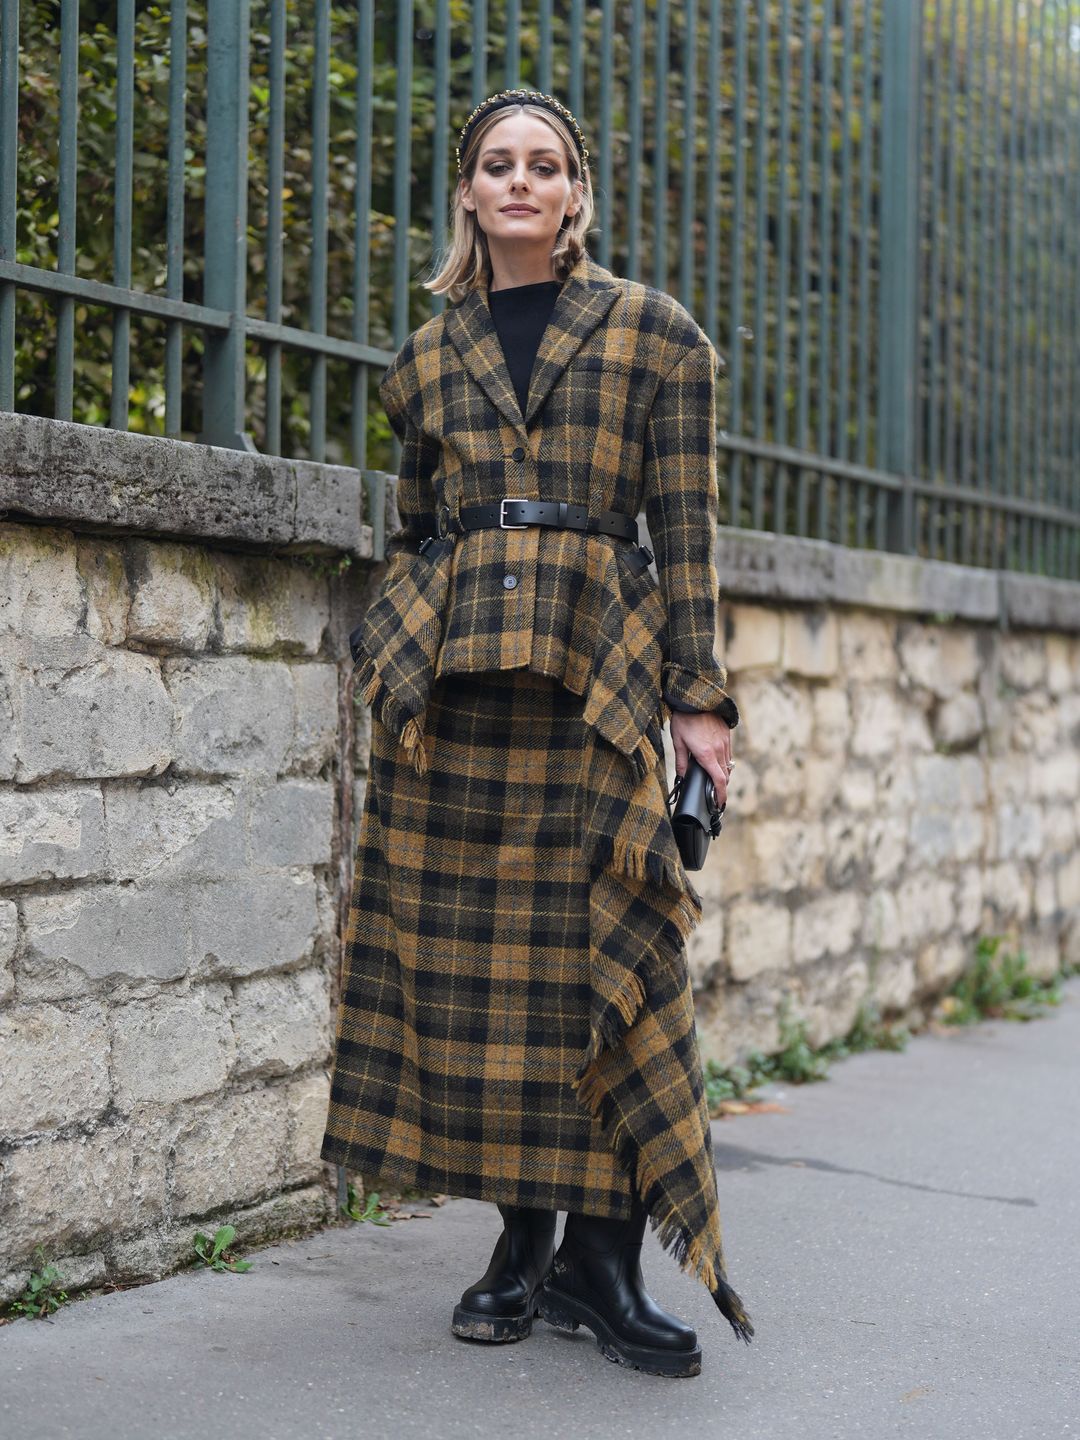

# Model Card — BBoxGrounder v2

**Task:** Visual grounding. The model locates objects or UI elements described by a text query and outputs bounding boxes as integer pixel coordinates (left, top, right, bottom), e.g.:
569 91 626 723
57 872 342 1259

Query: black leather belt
455 498 640 542
419 498 654 575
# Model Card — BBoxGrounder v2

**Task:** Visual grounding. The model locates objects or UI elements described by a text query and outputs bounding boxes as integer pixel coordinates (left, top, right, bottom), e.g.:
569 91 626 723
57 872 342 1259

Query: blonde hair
423 101 595 304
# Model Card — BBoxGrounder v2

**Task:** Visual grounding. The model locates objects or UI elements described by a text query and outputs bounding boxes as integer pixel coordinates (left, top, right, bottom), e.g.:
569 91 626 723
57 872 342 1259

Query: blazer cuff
662 661 738 722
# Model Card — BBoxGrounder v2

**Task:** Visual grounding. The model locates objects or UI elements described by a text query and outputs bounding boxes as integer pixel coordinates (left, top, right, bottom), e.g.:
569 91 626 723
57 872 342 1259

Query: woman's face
460 110 581 248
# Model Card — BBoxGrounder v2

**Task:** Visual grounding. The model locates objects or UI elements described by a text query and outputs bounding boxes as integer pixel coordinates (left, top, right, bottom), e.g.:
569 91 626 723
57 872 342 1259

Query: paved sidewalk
3 976 1079 1440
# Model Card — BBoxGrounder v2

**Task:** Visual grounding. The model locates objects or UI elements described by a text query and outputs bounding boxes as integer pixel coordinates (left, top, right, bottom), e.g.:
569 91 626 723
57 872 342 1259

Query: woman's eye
487 163 556 176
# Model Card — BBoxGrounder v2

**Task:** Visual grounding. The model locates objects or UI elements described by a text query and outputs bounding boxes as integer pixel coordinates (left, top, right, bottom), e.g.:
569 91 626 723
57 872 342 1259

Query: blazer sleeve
642 334 733 714
378 345 441 563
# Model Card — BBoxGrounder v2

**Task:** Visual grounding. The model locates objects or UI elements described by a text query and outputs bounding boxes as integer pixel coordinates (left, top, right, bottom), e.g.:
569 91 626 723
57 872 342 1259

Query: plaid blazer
356 248 734 777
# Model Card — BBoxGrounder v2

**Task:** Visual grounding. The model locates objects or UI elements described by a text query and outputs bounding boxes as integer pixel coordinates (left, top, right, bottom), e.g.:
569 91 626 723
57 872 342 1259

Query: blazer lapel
443 250 623 434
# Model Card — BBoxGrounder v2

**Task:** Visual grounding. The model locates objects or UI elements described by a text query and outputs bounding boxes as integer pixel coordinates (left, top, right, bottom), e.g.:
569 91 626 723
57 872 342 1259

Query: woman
321 88 754 1379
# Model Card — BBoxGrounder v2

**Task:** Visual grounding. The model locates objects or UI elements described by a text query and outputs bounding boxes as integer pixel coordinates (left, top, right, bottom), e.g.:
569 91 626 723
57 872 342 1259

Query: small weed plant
341 1181 393 1224
192 1224 253 1273
5 1247 69 1319
937 935 1071 1025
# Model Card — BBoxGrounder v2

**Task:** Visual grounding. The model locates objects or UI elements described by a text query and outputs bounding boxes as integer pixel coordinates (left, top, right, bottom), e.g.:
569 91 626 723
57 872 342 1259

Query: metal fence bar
55 0 77 424
729 0 747 521
878 0 920 555
263 0 286 456
772 0 791 534
109 0 135 433
751 0 768 530
0 0 16 412
627 0 645 282
201 0 255 451
164 0 188 441
652 0 670 293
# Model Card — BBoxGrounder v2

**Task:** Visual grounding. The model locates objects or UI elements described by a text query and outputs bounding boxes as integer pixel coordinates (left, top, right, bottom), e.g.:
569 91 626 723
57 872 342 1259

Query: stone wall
0 414 374 1303
682 531 1080 1065
2 413 1078 1304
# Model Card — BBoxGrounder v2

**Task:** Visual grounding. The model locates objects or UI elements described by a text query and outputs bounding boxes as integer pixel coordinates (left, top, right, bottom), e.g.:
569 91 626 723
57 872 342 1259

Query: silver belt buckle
500 496 529 529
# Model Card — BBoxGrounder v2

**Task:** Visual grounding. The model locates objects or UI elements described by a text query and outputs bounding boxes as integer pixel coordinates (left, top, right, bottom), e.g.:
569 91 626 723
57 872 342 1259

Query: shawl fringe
575 801 755 1346
356 652 429 777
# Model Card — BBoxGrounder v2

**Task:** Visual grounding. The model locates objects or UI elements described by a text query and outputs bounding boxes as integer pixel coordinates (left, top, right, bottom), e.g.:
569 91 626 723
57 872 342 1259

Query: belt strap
421 498 654 575
457 497 639 543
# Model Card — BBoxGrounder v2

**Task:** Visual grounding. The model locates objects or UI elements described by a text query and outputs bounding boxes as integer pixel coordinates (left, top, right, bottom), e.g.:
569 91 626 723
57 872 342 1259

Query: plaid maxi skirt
321 662 755 1342
320 667 636 1216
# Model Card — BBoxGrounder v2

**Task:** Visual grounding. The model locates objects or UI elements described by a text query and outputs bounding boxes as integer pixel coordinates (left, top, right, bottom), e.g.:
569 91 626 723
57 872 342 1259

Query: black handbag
667 754 726 871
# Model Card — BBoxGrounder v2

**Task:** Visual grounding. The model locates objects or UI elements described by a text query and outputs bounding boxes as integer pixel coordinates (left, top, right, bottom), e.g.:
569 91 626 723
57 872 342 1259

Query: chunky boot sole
451 1299 540 1343
537 1285 702 1378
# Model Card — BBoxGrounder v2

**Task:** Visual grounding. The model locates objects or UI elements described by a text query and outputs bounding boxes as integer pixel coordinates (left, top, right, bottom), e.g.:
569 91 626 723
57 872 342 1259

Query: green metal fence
1 1 1078 578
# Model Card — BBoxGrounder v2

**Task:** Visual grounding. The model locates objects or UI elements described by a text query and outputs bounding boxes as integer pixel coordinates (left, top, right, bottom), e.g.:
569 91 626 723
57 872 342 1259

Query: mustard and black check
321 248 754 1343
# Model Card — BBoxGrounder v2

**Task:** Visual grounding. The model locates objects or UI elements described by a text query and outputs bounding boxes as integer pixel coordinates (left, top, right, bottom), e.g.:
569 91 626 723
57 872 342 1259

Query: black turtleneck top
487 275 703 716
488 278 562 417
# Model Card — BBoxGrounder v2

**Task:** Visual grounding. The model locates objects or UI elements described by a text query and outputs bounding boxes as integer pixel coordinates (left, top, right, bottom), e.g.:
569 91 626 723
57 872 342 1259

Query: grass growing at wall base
702 934 1080 1117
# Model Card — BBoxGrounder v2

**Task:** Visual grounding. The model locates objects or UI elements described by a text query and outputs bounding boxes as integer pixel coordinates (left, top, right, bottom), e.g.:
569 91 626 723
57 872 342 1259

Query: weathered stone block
851 686 913 759
0 784 106 886
110 987 235 1110
76 537 130 645
812 686 852 754
12 637 175 783
955 868 985 935
797 956 871 1048
685 908 724 994
188 872 320 979
103 779 245 881
751 819 827 893
0 524 81 637
230 966 332 1078
284 1071 332 1185
897 623 981 698
838 612 898 682
170 1087 288 1218
861 888 901 953
792 890 862 965
981 861 1033 923
895 872 955 944
734 675 807 760
126 540 216 650
720 603 782 671
991 802 1043 862
0 1118 167 1258
914 936 968 995
932 692 984 749
781 607 838 679
248 779 334 868
163 657 293 777
0 897 16 1003
870 953 918 1014
214 553 329 656
999 632 1047 691
0 1001 110 1136
727 899 792 980
287 663 339 775
20 882 197 996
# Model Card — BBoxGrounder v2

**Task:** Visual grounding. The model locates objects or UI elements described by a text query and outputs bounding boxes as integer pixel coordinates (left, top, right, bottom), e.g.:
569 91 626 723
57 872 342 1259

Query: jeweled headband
455 88 590 175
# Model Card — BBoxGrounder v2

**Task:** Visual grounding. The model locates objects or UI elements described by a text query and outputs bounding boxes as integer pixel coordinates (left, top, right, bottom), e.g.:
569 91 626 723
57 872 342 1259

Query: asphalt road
4 975 1078 1440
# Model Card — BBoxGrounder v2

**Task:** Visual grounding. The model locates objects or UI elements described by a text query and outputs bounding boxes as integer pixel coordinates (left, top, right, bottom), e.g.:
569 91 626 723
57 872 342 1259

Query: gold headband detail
455 88 590 173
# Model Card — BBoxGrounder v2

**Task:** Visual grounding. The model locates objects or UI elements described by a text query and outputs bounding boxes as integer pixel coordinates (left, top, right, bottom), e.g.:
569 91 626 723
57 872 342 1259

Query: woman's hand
669 710 733 806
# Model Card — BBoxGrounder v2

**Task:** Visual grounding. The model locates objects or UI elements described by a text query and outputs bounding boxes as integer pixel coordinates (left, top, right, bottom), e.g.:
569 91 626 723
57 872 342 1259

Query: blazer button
512 446 525 461
502 573 518 590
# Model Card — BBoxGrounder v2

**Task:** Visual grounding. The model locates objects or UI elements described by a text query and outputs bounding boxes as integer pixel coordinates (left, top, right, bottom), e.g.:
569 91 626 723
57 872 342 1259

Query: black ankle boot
451 1202 558 1343
537 1194 702 1377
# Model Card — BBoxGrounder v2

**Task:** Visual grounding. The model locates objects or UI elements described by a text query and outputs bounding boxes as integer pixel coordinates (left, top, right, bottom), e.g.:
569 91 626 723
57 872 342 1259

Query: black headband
456 88 590 175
